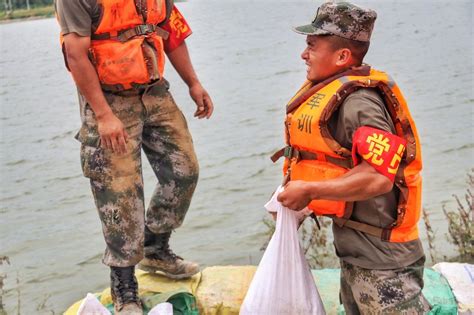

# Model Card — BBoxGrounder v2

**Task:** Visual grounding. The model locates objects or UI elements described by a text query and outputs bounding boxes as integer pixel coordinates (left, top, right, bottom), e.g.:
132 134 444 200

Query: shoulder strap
158 0 174 26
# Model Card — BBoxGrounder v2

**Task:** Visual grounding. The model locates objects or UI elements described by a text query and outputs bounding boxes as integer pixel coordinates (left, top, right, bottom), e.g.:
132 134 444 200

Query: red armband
162 5 193 53
352 126 407 182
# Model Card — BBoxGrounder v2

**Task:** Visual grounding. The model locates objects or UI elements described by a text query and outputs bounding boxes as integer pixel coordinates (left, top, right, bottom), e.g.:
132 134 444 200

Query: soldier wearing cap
276 2 431 313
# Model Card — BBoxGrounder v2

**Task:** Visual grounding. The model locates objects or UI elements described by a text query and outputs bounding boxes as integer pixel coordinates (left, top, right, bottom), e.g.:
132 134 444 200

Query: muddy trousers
340 257 431 315
77 83 199 267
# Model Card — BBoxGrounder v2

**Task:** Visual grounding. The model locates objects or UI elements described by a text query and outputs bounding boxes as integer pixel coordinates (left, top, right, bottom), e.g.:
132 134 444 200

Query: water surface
0 0 472 313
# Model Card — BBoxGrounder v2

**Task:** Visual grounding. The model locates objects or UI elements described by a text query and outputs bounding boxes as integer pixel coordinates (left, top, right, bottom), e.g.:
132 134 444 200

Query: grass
0 256 55 315
0 5 54 21
442 169 473 262
422 207 437 263
0 256 10 315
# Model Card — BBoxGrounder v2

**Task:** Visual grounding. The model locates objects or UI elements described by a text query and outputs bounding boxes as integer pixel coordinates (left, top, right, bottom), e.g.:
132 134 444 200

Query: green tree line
2 0 53 11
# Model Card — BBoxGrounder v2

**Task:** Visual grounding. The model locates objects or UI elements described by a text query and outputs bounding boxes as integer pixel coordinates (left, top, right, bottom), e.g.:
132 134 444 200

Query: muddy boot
110 266 142 315
138 229 200 279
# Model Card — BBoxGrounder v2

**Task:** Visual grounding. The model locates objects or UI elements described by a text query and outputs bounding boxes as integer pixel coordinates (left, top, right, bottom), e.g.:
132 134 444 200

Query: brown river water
0 0 472 313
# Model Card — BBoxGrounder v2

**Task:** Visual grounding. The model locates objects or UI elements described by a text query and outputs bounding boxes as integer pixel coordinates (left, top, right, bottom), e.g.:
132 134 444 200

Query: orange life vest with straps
272 66 422 243
60 0 173 91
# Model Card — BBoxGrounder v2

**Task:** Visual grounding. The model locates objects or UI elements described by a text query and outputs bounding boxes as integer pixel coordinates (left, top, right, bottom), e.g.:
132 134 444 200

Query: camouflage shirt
328 88 425 270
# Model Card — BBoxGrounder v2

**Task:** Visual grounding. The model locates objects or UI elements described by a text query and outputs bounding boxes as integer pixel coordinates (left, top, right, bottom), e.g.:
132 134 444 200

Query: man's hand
277 160 393 209
277 180 313 211
63 32 128 154
97 111 129 154
189 83 214 119
166 42 214 119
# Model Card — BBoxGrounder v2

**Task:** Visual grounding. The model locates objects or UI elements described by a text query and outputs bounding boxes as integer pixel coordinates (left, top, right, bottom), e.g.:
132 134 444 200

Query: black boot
144 227 177 259
139 229 200 279
110 266 142 314
144 225 158 250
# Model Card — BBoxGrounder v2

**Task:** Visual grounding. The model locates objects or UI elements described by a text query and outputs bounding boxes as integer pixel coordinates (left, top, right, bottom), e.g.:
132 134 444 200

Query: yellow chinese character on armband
361 133 391 166
388 144 405 174
169 10 189 39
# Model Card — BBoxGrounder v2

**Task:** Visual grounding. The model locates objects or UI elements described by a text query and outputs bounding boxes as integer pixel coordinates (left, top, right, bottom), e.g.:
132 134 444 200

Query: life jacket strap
271 146 353 169
92 24 170 42
100 80 162 92
333 217 392 241
270 147 286 162
286 65 371 114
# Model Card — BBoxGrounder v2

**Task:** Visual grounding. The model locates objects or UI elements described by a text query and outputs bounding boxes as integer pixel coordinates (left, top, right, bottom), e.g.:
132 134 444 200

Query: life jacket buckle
283 146 303 162
118 24 155 42
283 146 293 159
135 24 154 36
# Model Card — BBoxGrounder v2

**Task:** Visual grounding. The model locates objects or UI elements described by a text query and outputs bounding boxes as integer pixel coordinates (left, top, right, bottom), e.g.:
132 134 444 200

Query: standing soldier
55 0 213 314
275 2 431 314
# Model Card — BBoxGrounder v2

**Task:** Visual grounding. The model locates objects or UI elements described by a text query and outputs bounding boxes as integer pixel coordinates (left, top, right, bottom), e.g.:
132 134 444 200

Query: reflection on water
0 0 472 313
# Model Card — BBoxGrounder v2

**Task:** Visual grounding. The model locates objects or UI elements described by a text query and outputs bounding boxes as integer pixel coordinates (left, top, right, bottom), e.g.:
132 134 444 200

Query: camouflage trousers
77 81 199 267
340 257 431 315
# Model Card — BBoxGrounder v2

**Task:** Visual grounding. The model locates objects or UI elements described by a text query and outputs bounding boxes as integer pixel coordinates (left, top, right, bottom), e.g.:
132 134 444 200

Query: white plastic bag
433 262 474 315
148 302 173 315
240 186 326 315
76 293 173 315
77 293 111 315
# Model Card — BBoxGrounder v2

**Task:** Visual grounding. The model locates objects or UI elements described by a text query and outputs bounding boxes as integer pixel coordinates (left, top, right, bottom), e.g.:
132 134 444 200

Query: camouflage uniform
340 257 431 314
293 2 430 314
77 80 199 267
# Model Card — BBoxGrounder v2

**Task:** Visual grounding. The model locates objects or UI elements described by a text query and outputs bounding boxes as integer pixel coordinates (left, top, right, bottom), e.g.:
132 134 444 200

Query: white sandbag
148 302 173 315
240 186 325 315
433 262 474 314
77 293 111 315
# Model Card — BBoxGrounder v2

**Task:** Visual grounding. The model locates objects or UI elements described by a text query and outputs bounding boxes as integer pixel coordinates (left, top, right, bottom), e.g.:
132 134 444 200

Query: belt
271 146 353 169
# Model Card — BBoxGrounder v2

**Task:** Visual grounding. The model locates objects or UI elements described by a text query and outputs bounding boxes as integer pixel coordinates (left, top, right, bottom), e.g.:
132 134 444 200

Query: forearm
67 55 112 119
63 33 128 153
166 41 200 87
166 41 214 119
306 168 393 202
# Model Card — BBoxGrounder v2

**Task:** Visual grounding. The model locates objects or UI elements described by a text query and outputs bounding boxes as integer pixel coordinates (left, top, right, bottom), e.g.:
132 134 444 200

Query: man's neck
311 64 369 85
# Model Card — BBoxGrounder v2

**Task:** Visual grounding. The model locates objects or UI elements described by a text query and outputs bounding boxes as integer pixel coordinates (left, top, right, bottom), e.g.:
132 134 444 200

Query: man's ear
335 48 352 66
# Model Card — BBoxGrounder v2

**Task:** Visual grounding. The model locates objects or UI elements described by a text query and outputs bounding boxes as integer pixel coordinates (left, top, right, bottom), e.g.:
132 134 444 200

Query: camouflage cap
293 1 377 42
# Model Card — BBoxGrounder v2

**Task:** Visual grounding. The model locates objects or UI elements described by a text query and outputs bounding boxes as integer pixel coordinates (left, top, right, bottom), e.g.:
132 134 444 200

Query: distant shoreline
0 5 54 24
0 15 52 25
0 0 190 24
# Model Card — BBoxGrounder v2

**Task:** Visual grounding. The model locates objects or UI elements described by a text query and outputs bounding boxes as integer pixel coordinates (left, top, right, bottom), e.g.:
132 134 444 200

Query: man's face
301 35 340 83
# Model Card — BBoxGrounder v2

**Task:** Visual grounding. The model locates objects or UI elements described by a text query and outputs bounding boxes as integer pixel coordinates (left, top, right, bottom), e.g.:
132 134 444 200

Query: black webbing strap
118 24 169 41
159 0 174 27
92 24 170 42
333 217 392 241
270 146 353 169
100 80 161 93
270 147 286 163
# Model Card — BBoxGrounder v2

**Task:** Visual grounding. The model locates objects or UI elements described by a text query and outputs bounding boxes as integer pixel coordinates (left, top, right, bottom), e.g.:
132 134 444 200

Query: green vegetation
300 216 337 268
423 169 473 264
0 0 187 21
0 5 53 21
2 0 52 10
1 0 54 21
0 256 9 315
443 170 473 262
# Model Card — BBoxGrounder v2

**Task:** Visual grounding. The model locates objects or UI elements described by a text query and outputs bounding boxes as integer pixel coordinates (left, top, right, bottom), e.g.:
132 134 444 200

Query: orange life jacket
60 0 172 91
272 66 422 243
